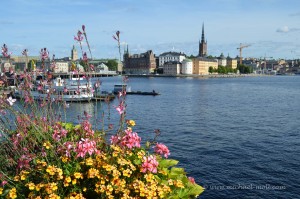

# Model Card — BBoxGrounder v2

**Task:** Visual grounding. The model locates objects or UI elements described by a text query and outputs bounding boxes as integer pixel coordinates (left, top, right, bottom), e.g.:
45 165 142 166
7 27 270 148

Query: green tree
106 59 118 71
208 66 214 74
237 64 252 74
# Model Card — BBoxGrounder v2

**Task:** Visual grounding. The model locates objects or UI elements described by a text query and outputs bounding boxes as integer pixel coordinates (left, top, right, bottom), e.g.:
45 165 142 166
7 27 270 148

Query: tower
71 45 78 61
199 23 207 57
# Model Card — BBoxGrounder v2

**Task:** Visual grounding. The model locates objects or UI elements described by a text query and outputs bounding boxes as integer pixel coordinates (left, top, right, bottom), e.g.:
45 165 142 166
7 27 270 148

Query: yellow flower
45 183 58 194
37 159 47 167
8 187 17 199
20 170 30 181
122 169 132 177
144 173 154 182
61 156 69 163
127 120 136 126
73 172 83 179
137 150 146 159
13 176 20 182
0 187 3 195
43 141 52 149
174 180 185 188
72 179 77 185
48 193 60 199
35 183 44 191
83 187 87 192
46 165 56 176
26 182 35 190
85 157 93 166
168 179 174 186
87 168 99 179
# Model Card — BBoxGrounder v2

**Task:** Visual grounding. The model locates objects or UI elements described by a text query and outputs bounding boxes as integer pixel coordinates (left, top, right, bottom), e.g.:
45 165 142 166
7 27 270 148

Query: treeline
209 64 253 74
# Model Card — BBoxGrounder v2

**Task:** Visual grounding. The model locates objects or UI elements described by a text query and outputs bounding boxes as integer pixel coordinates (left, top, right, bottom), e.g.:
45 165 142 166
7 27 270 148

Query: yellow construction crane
237 43 251 65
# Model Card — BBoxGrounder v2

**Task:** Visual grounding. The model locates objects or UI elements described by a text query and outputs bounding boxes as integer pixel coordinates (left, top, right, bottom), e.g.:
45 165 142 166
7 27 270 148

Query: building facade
123 49 156 74
227 56 237 69
53 61 69 73
181 59 193 74
193 57 218 75
217 53 227 66
163 61 181 75
199 23 207 57
158 51 186 67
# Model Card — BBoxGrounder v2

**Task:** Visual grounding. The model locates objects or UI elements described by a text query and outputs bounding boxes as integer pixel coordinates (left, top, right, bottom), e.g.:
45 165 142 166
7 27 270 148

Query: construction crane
237 43 251 65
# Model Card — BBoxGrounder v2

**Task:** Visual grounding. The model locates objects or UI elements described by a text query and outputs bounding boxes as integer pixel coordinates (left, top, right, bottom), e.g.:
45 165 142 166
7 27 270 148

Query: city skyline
1 0 300 60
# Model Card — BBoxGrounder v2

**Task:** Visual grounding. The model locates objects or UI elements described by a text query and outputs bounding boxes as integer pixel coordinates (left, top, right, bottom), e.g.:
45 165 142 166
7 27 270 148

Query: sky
1 0 300 60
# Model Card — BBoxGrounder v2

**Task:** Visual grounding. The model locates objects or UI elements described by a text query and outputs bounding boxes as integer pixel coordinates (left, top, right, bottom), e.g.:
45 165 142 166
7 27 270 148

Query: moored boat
15 76 94 102
113 84 160 96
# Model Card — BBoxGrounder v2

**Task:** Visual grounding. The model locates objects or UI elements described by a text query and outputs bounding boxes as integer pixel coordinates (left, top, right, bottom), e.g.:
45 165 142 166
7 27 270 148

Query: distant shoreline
124 74 271 78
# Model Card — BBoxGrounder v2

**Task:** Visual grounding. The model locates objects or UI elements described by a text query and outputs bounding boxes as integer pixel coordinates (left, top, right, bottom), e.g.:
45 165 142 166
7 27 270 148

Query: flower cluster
0 115 203 198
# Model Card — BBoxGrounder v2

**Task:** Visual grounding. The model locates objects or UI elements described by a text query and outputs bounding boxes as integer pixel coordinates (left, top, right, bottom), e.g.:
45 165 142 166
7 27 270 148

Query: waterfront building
192 57 218 75
181 58 193 74
199 23 207 57
227 55 237 69
123 47 156 74
53 61 69 73
94 63 117 75
71 45 78 61
158 51 186 67
163 61 181 75
218 53 227 66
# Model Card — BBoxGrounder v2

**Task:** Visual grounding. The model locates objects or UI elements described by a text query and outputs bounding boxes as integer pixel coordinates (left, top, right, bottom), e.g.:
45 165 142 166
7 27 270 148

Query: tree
237 64 252 74
106 59 118 71
208 66 214 74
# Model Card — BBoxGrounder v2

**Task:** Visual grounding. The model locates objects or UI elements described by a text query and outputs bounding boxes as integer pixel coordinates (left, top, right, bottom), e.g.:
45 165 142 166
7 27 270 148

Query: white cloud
276 26 290 33
276 26 300 33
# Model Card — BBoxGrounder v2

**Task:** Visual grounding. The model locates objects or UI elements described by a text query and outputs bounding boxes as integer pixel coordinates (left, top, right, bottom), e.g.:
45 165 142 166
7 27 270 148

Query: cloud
276 26 289 33
276 26 300 33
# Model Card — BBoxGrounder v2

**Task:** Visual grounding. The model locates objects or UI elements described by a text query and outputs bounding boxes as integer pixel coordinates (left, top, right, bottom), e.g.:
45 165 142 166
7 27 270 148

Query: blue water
50 76 300 198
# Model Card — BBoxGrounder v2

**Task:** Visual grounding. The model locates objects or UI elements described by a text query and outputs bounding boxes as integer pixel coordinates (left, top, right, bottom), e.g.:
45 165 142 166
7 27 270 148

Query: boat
15 76 94 102
93 90 116 101
113 84 160 96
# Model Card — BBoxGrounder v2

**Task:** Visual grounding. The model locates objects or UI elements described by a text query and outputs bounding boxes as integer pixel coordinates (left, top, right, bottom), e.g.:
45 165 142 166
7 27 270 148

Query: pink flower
141 155 159 173
188 177 196 184
74 30 83 42
1 44 12 58
40 48 49 61
115 102 125 115
120 129 141 149
110 135 121 145
154 143 170 158
75 138 98 158
1 181 8 187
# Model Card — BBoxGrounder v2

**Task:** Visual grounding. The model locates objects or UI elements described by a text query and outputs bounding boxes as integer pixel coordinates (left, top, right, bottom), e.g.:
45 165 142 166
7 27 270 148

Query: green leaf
170 167 185 175
63 123 74 131
186 184 205 196
159 159 179 168
133 159 141 165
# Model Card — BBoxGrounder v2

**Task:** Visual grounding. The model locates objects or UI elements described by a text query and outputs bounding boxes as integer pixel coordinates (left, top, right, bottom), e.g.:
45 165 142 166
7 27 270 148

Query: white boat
15 76 94 102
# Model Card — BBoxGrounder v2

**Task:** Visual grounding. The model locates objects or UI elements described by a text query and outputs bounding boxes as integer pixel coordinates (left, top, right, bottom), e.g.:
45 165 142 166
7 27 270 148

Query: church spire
199 22 207 57
201 23 205 43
